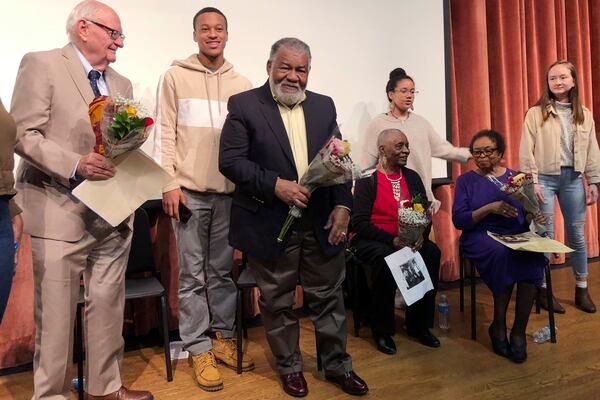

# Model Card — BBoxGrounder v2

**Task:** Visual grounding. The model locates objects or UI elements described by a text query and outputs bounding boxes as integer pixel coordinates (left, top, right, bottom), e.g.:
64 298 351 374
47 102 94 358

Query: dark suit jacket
351 166 432 246
219 82 352 261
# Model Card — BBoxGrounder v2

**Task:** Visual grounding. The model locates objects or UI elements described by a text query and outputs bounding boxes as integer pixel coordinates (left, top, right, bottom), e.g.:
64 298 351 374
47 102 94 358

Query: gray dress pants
248 227 352 375
175 190 236 355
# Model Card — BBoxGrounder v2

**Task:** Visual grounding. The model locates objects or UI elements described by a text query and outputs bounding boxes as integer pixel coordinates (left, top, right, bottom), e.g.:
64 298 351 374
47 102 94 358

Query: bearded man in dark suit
219 37 368 398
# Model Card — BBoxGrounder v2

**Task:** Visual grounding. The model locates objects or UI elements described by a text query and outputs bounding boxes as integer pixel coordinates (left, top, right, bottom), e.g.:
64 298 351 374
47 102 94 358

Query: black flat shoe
374 335 396 355
407 328 440 348
488 324 511 359
509 333 527 364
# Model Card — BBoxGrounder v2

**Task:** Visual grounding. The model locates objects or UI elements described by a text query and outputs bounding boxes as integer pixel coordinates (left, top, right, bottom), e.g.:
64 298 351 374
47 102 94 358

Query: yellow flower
125 106 137 118
342 140 351 156
413 203 424 213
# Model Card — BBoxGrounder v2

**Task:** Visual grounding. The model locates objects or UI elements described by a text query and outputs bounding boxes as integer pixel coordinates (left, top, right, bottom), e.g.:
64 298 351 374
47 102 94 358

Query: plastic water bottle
532 325 558 344
438 293 450 332
71 377 85 392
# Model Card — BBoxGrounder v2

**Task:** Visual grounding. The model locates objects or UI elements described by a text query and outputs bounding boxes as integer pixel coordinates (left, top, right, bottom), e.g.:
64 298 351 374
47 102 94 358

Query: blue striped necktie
88 70 102 97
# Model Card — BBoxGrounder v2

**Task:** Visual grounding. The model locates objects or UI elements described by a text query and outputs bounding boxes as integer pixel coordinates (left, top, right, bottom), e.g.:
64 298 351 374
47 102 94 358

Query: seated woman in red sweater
351 128 440 354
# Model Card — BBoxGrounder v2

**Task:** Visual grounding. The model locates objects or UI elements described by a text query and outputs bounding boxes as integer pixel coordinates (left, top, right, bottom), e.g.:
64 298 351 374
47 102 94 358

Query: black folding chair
459 246 557 343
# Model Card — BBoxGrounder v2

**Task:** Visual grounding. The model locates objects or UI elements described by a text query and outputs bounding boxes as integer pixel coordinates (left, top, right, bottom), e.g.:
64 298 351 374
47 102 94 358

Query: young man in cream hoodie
153 7 253 392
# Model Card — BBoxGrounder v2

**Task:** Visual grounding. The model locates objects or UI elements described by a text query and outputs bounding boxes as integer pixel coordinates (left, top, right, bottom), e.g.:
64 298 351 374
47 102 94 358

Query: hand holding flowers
89 96 154 159
397 193 431 249
276 135 363 243
488 172 547 234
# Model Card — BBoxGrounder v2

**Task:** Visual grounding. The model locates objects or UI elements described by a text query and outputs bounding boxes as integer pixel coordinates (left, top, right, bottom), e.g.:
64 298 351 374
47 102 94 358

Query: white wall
0 0 449 177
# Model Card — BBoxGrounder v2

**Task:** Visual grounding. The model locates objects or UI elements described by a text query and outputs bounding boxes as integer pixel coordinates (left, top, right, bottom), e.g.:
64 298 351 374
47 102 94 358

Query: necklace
389 109 409 122
383 171 403 201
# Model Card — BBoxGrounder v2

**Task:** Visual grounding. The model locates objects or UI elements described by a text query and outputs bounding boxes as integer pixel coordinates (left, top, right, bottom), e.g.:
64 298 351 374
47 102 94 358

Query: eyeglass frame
393 88 419 96
85 19 125 41
472 147 499 158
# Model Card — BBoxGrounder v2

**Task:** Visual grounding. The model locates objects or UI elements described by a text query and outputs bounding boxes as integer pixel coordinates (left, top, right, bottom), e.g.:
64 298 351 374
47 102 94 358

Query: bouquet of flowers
276 135 364 243
88 96 154 159
397 194 431 246
488 172 546 233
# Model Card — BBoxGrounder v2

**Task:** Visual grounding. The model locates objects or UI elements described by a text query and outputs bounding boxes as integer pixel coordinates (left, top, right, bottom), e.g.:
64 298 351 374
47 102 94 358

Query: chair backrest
126 207 157 275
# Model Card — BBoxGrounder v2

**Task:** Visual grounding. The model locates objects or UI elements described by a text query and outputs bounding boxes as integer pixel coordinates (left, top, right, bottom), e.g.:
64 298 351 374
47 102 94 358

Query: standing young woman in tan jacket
520 60 600 314
0 97 22 323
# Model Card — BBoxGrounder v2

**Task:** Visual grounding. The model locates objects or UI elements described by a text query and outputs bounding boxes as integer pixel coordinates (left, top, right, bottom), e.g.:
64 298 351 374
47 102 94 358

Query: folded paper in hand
72 149 171 227
384 247 434 306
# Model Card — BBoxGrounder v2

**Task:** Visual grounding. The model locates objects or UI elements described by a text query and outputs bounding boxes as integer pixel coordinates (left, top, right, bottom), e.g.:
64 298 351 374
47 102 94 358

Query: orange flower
413 203 425 213
88 96 109 127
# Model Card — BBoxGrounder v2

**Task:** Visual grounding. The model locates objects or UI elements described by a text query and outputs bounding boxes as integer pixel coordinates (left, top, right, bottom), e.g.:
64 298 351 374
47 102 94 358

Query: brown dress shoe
85 386 154 400
280 372 308 397
325 370 369 396
537 287 565 314
575 287 597 313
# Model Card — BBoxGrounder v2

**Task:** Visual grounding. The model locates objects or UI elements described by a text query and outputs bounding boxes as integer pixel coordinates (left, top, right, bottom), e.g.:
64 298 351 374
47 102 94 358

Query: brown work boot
575 286 597 313
85 386 153 400
537 287 565 314
188 351 223 392
212 331 255 371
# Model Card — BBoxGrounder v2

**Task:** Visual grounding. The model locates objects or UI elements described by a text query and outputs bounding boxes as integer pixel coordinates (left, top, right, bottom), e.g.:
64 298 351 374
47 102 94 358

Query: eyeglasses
85 19 125 41
394 89 419 96
472 148 498 158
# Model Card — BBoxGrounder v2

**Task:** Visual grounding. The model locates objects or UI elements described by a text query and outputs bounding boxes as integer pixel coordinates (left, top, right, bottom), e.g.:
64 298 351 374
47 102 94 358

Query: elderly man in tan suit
11 1 153 399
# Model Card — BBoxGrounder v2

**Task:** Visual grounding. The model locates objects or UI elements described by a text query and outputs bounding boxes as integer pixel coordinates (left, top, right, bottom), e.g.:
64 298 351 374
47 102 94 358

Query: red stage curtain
437 0 599 282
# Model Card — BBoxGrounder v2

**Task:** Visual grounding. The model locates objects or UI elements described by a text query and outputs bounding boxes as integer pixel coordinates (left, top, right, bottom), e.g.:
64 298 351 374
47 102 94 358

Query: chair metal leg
544 260 557 343
236 287 243 374
470 260 477 341
352 260 360 337
76 303 84 400
459 251 465 313
158 295 173 382
315 327 322 372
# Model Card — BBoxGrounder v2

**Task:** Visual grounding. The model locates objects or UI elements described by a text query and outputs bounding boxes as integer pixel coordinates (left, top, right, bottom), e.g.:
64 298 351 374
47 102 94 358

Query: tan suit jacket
12 44 132 241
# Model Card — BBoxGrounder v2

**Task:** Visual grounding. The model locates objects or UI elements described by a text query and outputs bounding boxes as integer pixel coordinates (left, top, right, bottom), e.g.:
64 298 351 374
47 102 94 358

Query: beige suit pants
31 223 132 399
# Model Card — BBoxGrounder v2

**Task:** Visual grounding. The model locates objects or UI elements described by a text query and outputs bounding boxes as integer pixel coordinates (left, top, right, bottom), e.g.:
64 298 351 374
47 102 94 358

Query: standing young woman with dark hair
361 68 471 213
520 60 600 314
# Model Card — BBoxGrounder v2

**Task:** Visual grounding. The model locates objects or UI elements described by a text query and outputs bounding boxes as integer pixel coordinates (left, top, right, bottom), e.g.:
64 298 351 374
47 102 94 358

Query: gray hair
269 37 311 67
377 128 405 148
66 0 104 43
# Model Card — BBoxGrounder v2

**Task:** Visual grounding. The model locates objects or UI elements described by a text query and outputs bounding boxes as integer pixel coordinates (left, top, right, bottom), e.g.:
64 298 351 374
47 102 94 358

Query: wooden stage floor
2 262 600 399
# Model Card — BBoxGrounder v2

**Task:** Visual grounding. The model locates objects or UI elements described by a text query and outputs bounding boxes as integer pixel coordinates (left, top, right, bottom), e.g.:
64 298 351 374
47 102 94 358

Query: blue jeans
538 168 588 278
0 197 16 323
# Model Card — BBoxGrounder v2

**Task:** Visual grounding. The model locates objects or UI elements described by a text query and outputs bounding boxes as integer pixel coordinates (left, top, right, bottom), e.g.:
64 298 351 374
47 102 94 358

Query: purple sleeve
452 174 475 231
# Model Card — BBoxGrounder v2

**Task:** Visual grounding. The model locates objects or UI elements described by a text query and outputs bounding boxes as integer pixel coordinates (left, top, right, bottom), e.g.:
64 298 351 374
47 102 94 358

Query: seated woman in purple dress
453 130 546 363
351 128 440 355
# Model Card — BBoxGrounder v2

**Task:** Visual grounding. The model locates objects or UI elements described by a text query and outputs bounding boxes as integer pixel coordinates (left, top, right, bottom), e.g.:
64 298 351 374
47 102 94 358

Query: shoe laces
195 351 217 370
219 337 237 355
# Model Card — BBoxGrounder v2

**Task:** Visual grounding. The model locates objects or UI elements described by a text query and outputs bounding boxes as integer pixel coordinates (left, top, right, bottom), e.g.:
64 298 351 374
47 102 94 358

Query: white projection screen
0 0 452 182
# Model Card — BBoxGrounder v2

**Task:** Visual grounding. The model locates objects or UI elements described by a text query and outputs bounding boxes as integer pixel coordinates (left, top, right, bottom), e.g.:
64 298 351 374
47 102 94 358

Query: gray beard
269 75 305 107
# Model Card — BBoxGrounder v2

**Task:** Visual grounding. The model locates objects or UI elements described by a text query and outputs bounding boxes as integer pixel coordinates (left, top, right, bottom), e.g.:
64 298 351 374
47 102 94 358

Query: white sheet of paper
72 149 172 227
384 247 434 306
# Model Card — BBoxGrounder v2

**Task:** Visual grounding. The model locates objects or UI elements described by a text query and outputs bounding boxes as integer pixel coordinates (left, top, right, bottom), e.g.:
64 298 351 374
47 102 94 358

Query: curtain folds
439 0 599 280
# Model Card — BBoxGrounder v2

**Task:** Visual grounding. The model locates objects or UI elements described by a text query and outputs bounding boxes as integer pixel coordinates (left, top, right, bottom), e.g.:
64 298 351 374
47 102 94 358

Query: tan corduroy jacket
520 104 600 184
